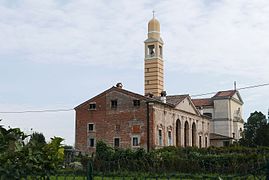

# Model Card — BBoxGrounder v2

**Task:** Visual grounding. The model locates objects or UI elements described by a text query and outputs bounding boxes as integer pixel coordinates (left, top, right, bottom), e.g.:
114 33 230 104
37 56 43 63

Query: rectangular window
168 131 172 146
88 123 94 131
89 138 95 147
199 136 202 148
205 137 208 147
89 103 96 110
114 138 120 147
158 129 162 146
111 100 117 108
132 136 139 147
133 100 140 107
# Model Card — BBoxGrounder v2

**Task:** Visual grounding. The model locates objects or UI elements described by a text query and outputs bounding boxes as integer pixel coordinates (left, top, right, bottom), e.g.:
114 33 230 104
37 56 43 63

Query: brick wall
75 87 154 153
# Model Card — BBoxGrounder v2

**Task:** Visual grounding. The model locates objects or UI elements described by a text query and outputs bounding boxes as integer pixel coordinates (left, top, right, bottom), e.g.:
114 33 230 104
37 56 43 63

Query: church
75 15 244 153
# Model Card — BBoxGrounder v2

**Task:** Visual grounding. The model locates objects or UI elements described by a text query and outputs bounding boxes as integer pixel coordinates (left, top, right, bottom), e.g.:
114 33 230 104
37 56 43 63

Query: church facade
193 90 244 146
75 16 243 153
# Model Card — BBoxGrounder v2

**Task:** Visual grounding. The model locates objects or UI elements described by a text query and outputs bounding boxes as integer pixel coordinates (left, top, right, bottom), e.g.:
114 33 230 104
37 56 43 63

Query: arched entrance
184 121 189 147
176 119 181 147
192 122 197 147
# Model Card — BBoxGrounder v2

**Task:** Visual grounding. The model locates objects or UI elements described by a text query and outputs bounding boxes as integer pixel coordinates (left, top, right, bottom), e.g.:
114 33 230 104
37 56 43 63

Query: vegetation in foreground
1 111 269 179
0 124 64 179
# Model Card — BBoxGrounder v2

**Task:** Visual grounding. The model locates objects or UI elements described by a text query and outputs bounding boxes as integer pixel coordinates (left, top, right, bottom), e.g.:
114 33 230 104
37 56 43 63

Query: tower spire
152 10 155 18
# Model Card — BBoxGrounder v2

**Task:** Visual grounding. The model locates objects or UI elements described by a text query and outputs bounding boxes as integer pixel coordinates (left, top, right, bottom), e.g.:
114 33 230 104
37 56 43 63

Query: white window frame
132 136 140 147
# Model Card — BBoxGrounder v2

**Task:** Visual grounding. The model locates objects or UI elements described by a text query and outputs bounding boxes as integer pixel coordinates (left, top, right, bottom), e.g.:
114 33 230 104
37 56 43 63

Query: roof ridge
166 94 189 97
192 98 212 100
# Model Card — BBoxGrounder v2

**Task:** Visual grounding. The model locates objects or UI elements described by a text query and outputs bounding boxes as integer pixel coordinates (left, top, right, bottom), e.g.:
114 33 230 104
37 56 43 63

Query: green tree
239 111 269 147
28 132 46 146
0 125 64 179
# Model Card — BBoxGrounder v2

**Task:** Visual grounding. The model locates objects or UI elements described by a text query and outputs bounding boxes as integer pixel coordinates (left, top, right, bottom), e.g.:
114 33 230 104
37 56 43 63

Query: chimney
116 83 123 89
160 91 167 103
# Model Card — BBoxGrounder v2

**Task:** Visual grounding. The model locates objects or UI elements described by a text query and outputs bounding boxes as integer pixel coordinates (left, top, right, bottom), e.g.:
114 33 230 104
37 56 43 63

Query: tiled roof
157 95 188 106
210 133 233 140
75 86 149 109
75 86 175 109
192 98 213 107
213 90 236 98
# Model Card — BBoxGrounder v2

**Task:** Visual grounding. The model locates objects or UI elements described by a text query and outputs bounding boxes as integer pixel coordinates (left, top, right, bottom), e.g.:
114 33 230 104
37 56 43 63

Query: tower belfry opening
144 14 164 97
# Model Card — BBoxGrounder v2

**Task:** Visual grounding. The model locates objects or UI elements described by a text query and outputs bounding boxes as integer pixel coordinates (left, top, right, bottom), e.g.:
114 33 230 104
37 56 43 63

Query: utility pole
234 81 237 90
267 108 269 122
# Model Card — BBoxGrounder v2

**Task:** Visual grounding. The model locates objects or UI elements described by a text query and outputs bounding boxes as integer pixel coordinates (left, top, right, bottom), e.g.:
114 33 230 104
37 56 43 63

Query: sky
0 0 269 145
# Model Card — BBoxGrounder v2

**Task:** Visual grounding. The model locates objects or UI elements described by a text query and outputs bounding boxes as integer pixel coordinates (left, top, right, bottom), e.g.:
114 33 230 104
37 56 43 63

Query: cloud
0 0 150 69
1 0 269 79
160 1 269 80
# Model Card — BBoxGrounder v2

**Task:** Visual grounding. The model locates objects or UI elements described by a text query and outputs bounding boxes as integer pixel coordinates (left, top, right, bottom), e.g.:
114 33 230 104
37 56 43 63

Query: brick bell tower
144 13 164 97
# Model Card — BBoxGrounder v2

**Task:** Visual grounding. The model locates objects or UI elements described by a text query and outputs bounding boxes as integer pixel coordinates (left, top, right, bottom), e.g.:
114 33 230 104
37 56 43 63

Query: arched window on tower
159 45 162 58
147 45 155 57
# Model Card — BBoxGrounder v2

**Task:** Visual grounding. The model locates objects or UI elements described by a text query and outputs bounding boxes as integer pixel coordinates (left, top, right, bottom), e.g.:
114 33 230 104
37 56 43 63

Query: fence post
87 160 93 180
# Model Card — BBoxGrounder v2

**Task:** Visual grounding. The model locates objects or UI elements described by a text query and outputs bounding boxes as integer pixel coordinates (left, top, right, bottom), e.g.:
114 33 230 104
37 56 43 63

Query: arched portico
176 119 181 147
192 122 197 147
184 121 189 147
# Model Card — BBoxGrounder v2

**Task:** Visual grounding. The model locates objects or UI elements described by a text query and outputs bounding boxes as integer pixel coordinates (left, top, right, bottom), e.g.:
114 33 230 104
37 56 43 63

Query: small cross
152 10 155 18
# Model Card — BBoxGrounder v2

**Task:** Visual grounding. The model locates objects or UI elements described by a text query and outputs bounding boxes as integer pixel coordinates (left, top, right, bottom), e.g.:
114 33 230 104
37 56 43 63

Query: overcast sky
1 0 269 145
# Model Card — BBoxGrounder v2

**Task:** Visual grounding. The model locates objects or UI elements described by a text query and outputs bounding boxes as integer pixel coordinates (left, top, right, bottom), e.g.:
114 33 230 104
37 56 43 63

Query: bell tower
144 13 164 97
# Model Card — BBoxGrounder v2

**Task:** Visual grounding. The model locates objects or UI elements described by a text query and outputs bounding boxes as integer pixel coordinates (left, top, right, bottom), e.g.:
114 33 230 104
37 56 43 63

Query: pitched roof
192 98 213 107
213 90 237 99
155 95 202 116
75 86 171 110
154 95 188 106
210 133 233 140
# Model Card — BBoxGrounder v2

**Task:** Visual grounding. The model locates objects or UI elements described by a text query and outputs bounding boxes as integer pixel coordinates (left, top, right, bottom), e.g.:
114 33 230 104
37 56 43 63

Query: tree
0 125 64 179
29 132 46 146
239 111 269 147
